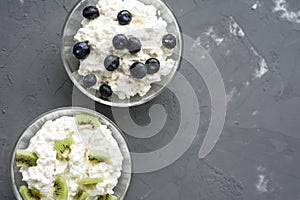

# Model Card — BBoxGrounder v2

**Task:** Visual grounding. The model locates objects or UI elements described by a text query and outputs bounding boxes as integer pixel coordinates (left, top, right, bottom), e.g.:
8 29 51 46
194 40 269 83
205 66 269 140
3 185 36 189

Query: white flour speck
244 81 250 87
255 55 269 78
19 0 24 4
225 50 231 56
250 47 269 78
252 1 260 10
252 110 259 116
193 27 224 52
193 37 201 47
205 27 225 46
257 166 266 172
256 175 268 192
229 16 245 37
273 0 300 23
226 87 237 103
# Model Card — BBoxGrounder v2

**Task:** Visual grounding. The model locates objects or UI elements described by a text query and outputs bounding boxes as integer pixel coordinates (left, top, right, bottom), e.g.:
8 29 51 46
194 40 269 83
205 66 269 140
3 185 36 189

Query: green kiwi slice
74 190 88 200
88 150 110 163
53 176 68 200
97 194 118 200
97 196 105 200
75 114 101 129
77 177 104 185
19 185 41 200
53 138 74 159
16 150 38 167
106 194 118 200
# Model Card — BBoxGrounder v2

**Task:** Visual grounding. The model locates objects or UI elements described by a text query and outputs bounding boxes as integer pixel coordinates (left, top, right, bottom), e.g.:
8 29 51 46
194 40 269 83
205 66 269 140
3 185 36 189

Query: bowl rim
10 106 132 200
60 0 183 107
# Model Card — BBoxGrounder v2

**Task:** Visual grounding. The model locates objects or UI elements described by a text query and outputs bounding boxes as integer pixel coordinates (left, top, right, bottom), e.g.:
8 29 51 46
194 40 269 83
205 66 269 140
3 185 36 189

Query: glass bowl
10 107 132 200
61 0 182 107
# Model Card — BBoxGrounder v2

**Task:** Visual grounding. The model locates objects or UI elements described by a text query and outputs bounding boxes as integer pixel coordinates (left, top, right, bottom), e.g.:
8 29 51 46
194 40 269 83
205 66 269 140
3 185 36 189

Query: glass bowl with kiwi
11 107 132 200
61 0 183 107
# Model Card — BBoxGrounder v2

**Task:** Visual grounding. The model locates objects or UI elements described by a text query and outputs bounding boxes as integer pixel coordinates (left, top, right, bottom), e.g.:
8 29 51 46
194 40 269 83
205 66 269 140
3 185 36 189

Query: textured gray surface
1 0 300 199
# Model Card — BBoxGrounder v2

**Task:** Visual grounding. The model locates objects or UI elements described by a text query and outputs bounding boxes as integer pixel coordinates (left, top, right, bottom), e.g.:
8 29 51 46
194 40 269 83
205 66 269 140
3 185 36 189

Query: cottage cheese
19 116 123 199
74 0 176 99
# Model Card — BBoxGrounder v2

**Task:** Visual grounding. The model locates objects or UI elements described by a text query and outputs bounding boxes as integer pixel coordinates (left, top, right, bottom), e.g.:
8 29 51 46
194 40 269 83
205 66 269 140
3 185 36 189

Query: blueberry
83 74 97 88
99 84 113 99
117 10 132 25
145 58 160 74
162 34 177 49
112 34 128 50
130 62 147 79
73 42 90 59
83 6 100 20
104 55 120 71
127 37 142 54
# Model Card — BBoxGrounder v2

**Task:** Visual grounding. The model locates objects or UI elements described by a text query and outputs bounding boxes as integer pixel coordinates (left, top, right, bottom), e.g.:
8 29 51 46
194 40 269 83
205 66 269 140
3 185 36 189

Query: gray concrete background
1 0 300 199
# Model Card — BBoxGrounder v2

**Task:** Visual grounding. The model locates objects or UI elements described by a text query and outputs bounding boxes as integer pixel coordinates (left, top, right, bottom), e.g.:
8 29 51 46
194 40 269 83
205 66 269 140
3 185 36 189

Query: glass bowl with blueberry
61 0 182 107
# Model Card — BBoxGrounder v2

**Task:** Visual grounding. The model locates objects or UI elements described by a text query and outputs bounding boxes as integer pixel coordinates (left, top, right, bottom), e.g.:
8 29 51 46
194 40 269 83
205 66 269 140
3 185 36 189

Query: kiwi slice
97 196 105 200
77 177 104 185
75 114 101 129
16 150 38 167
19 185 40 200
106 194 118 200
30 188 41 199
53 138 74 159
53 176 68 200
97 194 118 200
74 190 88 200
88 150 110 163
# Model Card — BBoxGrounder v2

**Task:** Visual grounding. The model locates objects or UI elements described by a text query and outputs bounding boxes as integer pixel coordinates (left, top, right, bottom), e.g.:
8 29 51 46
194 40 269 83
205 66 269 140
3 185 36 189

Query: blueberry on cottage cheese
83 6 100 20
74 0 178 99
117 10 132 25
113 34 128 50
104 55 120 71
127 37 142 54
73 42 90 59
145 58 160 74
162 34 177 49
100 84 113 99
83 74 97 88
130 62 147 79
